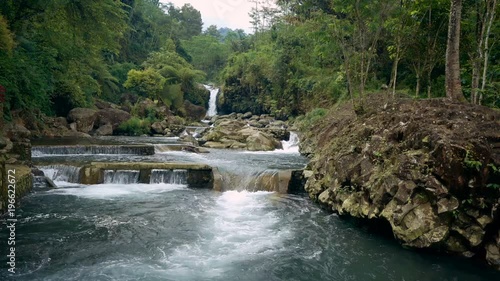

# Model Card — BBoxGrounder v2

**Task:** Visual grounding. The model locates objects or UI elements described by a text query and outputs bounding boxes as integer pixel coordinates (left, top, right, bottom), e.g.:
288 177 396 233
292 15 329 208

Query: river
1 136 499 280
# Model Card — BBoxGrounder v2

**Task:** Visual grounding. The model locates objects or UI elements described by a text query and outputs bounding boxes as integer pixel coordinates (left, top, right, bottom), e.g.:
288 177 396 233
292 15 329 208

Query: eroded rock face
300 97 500 269
67 108 98 133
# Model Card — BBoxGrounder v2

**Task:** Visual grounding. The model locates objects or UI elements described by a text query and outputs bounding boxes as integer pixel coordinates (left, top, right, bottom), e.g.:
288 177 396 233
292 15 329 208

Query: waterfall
280 132 300 153
32 145 155 156
40 165 82 183
204 85 219 117
150 169 187 184
104 170 140 184
215 168 286 193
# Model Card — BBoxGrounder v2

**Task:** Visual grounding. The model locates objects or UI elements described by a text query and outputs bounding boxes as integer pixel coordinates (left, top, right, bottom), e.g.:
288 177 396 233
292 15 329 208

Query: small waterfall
150 169 187 184
40 165 81 183
204 85 219 117
104 170 140 184
32 145 155 156
281 132 300 153
216 169 284 192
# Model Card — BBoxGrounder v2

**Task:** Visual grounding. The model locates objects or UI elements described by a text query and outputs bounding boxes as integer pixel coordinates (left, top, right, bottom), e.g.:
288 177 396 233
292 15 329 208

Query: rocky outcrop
200 114 287 151
67 108 98 134
300 97 500 269
184 100 206 121
2 123 32 163
96 108 131 130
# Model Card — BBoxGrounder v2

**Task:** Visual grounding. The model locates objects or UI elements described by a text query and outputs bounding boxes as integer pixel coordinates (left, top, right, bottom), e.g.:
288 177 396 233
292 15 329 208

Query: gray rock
94 124 113 136
67 108 98 133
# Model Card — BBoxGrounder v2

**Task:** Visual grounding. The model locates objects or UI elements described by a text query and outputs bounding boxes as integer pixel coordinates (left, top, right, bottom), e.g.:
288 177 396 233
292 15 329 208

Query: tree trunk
445 0 465 102
479 0 497 105
415 73 421 98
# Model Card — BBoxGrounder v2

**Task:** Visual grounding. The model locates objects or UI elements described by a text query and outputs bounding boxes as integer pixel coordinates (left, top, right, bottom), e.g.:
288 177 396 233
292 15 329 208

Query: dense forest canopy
0 0 498 121
0 0 222 118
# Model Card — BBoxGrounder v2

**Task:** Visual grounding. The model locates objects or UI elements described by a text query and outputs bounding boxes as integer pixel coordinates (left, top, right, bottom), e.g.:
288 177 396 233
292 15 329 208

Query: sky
162 0 258 33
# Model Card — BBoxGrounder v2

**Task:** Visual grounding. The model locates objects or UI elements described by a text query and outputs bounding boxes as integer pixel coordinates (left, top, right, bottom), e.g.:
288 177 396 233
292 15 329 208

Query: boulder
246 131 280 151
180 134 199 147
184 100 207 121
94 124 113 136
151 122 166 135
96 108 131 130
203 141 231 149
3 123 31 141
67 108 97 133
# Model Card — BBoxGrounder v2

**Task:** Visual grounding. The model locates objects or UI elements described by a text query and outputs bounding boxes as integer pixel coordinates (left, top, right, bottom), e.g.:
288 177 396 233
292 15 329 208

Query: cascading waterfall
32 145 155 156
281 132 300 153
204 85 219 117
40 165 82 183
104 170 140 184
150 169 188 184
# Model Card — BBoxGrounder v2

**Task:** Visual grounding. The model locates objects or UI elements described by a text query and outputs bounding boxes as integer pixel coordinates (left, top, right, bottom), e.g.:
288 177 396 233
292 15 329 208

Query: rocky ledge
300 96 500 269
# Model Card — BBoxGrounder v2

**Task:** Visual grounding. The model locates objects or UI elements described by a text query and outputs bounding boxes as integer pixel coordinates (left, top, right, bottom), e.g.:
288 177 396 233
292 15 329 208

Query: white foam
48 183 187 199
162 190 290 277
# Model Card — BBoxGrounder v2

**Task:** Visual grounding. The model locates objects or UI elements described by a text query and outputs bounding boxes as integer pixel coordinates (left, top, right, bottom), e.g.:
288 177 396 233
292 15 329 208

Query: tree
468 0 498 104
445 0 465 101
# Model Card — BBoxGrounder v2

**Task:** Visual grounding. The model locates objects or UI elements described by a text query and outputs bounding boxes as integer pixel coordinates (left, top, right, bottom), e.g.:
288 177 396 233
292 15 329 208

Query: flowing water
204 85 220 117
2 136 500 280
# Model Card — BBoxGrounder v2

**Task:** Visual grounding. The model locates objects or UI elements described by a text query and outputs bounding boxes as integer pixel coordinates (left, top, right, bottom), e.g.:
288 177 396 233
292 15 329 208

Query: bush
115 117 151 136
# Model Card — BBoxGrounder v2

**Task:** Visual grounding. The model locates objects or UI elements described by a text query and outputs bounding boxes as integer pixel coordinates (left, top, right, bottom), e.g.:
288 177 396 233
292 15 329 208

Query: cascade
280 132 300 153
32 145 155 156
103 170 140 184
204 85 219 117
150 169 188 184
40 165 82 183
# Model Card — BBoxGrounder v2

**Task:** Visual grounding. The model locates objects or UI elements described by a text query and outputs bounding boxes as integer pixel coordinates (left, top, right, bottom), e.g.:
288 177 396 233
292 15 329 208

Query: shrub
115 117 151 136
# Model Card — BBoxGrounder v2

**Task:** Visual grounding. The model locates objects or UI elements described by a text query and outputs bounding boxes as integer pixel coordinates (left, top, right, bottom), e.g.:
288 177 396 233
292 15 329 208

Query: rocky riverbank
299 96 500 269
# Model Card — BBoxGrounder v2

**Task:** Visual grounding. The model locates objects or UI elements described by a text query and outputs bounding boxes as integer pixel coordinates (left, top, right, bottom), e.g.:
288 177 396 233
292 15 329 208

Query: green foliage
124 68 166 101
463 150 483 171
116 117 151 136
183 34 230 81
295 108 328 131
0 15 14 53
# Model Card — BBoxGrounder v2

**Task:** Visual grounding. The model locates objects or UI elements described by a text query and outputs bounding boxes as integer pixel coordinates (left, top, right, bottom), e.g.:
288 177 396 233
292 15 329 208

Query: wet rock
204 141 231 149
486 230 500 270
67 108 97 133
180 134 199 147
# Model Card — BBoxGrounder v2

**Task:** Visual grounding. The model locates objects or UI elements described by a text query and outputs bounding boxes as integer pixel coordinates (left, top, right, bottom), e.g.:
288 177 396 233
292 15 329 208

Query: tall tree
445 0 465 101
